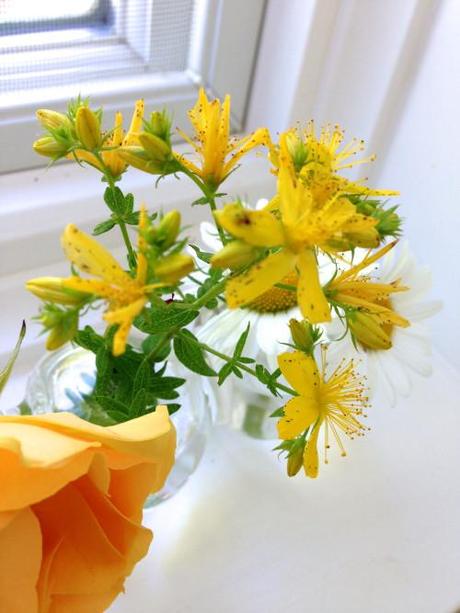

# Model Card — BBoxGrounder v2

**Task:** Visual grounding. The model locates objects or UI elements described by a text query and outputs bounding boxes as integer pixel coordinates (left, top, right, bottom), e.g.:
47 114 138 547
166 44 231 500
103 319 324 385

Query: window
0 0 266 173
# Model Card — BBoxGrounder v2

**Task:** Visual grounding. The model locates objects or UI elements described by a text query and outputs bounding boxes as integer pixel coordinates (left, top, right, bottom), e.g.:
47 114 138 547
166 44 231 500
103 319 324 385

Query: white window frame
0 0 266 174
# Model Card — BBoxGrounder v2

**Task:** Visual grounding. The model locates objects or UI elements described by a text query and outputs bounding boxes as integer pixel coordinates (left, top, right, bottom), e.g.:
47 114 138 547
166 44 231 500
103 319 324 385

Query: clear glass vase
25 344 212 506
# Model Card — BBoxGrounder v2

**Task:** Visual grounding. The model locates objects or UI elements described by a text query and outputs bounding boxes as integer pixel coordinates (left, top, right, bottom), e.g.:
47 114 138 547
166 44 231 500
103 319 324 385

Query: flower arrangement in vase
0 88 439 611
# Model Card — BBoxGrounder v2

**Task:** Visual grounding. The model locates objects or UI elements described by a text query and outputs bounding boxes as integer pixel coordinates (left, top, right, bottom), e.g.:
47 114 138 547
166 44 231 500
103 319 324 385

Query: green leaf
123 192 134 213
92 218 116 236
165 403 181 415
142 334 171 362
173 330 216 376
270 407 285 418
104 186 127 215
135 305 198 335
0 321 26 395
189 244 213 264
234 323 251 358
217 362 234 385
132 361 153 399
149 376 185 399
130 388 149 416
74 326 105 353
124 211 140 225
192 196 210 206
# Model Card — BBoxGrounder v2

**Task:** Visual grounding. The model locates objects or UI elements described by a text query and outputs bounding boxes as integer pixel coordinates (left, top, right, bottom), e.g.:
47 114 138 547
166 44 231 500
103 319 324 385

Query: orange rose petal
50 580 124 613
0 440 96 511
109 462 160 522
0 507 42 613
33 476 152 605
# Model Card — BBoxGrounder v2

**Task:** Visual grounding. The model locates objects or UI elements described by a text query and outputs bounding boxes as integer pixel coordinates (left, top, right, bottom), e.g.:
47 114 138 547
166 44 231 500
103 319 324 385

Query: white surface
375 0 460 371
101 351 460 613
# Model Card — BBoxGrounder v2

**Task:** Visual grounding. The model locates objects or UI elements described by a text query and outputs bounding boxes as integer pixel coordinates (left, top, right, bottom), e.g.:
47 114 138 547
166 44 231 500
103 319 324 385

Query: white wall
375 0 460 369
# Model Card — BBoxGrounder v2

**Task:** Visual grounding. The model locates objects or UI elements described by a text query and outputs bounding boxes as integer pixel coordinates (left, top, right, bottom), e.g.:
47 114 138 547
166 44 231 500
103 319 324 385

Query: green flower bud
289 319 319 354
37 305 79 351
156 210 181 248
138 132 171 162
210 240 259 270
155 253 194 284
117 146 165 175
36 109 72 131
287 442 305 477
33 136 69 158
148 110 172 144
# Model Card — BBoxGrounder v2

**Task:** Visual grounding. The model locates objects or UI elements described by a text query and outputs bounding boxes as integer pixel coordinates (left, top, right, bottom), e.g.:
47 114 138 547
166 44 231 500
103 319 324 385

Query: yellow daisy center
247 273 298 313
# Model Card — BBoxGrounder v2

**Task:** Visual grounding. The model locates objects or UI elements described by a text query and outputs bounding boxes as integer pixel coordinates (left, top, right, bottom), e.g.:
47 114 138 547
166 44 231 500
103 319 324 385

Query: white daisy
326 242 442 407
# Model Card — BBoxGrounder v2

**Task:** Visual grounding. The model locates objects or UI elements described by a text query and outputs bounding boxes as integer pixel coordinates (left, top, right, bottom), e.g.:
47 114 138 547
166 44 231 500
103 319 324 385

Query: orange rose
0 406 175 612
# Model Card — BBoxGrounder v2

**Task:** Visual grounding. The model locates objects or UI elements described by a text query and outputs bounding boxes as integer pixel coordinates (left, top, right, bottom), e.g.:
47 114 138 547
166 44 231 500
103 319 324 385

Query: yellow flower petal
123 99 144 146
103 296 148 356
297 249 331 322
225 249 296 308
277 396 319 440
61 225 131 287
303 425 320 478
277 351 320 396
215 203 285 247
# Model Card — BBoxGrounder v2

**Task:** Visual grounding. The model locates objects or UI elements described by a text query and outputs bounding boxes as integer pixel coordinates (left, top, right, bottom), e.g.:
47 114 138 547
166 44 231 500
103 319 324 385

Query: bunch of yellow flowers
28 88 415 481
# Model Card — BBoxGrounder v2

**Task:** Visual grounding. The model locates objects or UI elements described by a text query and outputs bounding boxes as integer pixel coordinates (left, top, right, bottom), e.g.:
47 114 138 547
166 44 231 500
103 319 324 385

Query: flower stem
93 152 137 267
178 165 227 245
180 332 296 397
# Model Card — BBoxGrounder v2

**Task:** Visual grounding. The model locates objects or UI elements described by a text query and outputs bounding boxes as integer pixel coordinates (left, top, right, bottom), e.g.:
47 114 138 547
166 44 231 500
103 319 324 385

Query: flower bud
344 229 380 249
156 210 181 248
37 305 79 351
289 319 315 354
287 443 305 477
33 137 69 158
46 317 79 351
138 132 171 162
117 146 165 174
75 106 101 149
155 254 194 284
210 240 259 270
26 277 89 306
348 311 392 350
285 130 308 171
36 109 71 131
148 110 172 143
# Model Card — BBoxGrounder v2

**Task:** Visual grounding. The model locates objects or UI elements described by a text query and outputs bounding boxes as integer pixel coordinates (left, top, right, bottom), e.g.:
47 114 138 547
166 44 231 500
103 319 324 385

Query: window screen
0 0 195 93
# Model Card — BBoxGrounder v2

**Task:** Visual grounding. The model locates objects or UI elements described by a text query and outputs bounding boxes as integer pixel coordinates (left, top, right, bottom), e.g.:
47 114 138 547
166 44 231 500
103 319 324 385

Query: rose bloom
0 406 175 613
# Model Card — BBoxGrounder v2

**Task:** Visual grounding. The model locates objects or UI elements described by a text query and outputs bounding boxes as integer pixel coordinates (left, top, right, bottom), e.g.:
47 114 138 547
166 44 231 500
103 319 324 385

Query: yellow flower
0 407 175 612
175 88 270 188
277 349 369 478
61 207 157 356
70 100 144 178
326 241 410 348
213 138 378 323
272 122 399 206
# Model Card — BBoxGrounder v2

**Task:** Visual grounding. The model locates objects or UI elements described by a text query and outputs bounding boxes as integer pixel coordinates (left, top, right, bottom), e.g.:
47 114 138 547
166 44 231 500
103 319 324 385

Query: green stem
179 332 296 397
179 166 227 245
93 151 137 267
190 277 227 309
